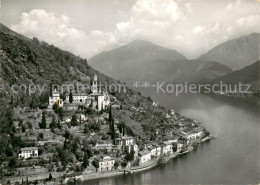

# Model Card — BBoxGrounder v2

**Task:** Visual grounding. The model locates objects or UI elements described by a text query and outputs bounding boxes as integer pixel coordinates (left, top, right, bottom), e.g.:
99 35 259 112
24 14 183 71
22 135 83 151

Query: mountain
89 40 232 85
211 60 260 91
198 33 260 70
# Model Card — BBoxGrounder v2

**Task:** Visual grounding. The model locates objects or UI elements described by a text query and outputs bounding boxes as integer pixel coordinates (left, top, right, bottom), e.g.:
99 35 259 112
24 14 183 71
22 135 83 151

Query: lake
85 90 260 184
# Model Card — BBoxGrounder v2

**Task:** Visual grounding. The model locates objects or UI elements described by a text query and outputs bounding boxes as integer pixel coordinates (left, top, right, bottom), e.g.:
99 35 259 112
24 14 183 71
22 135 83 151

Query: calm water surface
85 90 260 184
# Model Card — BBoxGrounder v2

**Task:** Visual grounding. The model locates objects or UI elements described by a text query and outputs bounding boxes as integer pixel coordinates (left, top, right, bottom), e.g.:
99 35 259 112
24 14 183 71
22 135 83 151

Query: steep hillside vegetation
0 23 169 140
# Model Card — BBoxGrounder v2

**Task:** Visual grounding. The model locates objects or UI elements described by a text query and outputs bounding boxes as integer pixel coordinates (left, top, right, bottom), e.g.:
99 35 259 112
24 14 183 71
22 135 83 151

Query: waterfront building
138 150 151 165
94 155 115 172
162 141 173 155
148 145 157 157
125 144 139 155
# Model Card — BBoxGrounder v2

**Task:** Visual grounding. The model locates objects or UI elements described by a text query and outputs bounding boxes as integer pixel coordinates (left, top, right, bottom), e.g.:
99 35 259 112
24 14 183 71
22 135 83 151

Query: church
48 74 110 111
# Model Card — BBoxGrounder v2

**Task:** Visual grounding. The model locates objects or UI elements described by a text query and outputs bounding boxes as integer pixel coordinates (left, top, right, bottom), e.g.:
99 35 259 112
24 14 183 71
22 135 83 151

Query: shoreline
76 135 213 183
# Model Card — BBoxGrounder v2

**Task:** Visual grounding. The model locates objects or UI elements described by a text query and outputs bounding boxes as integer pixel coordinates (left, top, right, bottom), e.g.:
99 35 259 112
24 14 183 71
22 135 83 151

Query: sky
0 0 259 59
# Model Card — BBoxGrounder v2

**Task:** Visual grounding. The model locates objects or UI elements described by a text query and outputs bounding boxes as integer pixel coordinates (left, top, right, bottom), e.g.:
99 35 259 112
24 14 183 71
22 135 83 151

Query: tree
82 153 89 168
124 149 134 162
69 90 73 103
110 119 116 141
71 114 78 126
72 142 78 154
108 105 113 123
50 117 57 132
30 98 36 109
92 160 99 169
8 157 17 168
9 95 13 105
49 173 52 181
90 99 93 108
38 132 44 140
57 119 62 130
57 107 63 120
39 112 47 129
172 143 177 152
114 161 119 169
63 139 67 149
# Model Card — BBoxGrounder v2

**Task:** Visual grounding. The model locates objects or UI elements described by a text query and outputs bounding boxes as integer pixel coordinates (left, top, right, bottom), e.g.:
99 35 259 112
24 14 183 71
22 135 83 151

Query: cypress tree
69 90 73 103
39 112 46 129
109 105 113 123
82 153 89 168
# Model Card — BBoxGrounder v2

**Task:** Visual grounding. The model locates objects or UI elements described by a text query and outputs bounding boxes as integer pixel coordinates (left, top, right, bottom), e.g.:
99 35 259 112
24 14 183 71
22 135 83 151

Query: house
65 118 71 123
162 141 173 155
122 136 135 146
182 130 202 141
18 147 38 159
94 155 115 172
147 145 156 157
78 114 87 121
125 144 139 155
152 143 161 156
93 143 114 151
138 150 151 165
115 136 135 147
65 92 88 104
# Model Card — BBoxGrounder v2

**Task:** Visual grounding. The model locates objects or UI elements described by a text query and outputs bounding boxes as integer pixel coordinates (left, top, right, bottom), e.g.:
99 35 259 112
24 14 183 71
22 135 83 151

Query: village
1 74 211 185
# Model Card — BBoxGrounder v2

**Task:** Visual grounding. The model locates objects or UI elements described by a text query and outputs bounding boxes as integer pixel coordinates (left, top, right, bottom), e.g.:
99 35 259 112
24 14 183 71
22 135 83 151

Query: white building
182 129 203 141
125 144 139 155
162 141 173 155
18 147 38 159
95 155 115 172
148 146 157 157
97 94 110 111
48 90 63 109
78 114 87 121
65 93 88 104
115 136 135 147
138 150 151 165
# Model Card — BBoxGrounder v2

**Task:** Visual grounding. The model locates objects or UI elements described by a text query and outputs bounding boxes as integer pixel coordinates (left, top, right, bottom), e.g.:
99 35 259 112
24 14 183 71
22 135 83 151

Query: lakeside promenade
76 135 213 182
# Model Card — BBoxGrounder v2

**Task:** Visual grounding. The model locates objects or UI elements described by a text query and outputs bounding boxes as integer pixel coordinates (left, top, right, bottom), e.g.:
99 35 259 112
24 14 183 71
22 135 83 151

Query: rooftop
139 150 150 156
21 147 38 151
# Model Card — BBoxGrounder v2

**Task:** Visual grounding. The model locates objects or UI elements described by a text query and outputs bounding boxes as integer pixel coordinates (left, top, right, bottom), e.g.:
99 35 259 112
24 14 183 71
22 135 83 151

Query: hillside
198 33 260 70
211 61 260 91
0 23 168 138
89 40 232 85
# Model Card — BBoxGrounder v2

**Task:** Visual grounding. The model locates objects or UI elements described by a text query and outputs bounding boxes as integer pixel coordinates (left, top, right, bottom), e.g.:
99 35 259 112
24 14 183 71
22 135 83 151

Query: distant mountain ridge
89 40 232 85
211 60 260 91
198 33 260 70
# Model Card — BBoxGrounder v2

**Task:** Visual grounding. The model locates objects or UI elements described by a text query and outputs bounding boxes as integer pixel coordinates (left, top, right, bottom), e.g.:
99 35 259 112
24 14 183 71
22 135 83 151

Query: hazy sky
0 0 259 59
